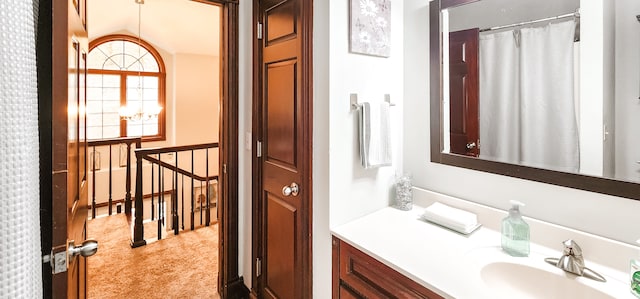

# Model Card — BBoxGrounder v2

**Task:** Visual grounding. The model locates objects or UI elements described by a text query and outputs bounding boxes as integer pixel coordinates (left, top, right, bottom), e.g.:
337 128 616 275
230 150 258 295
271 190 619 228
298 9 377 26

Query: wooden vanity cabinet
332 236 444 299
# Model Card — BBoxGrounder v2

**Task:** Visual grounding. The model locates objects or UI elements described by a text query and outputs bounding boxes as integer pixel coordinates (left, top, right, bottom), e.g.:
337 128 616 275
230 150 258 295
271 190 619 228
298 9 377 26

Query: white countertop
331 202 636 299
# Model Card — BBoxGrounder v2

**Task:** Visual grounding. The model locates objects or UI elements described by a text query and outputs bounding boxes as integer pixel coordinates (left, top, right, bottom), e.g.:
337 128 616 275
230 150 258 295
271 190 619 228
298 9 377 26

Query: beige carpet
87 214 220 298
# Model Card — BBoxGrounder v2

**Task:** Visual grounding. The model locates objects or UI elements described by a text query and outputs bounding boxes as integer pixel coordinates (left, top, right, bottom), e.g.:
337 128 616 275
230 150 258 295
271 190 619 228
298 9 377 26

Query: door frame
251 0 314 297
38 0 246 297
213 0 247 296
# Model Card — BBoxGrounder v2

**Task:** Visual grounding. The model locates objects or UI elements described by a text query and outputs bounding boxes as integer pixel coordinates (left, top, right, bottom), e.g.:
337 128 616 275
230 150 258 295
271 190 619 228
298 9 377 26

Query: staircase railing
131 142 219 248
88 137 142 218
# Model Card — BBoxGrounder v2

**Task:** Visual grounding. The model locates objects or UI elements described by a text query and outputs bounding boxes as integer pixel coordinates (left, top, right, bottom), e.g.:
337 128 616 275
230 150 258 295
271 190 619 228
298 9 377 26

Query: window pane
88 37 164 140
95 41 125 68
87 127 102 140
103 75 120 88
104 54 125 70
143 123 159 136
123 54 143 72
142 100 159 110
87 50 108 69
87 87 102 101
143 89 158 101
143 76 158 88
86 74 122 140
127 124 142 137
87 74 120 88
103 125 120 139
103 112 120 126
124 41 149 58
86 113 102 127
103 100 120 112
140 53 159 72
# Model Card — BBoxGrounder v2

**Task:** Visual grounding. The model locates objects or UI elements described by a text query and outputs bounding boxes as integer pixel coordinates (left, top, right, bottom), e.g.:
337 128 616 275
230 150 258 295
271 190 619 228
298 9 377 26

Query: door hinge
256 258 262 277
257 22 263 40
223 164 227 174
257 141 263 158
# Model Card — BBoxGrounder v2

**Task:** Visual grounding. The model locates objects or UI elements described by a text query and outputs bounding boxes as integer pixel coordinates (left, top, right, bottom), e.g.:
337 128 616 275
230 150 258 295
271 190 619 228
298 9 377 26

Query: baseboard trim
224 276 249 299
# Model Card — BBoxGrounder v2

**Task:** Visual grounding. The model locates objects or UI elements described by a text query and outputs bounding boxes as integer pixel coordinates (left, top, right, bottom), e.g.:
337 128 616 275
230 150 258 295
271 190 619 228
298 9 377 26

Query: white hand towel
359 102 392 168
421 202 480 234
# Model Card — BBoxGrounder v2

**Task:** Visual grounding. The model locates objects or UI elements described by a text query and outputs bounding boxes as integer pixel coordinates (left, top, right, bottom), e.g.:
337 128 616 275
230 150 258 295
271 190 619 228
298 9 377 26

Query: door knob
466 142 476 149
69 239 98 258
282 182 299 197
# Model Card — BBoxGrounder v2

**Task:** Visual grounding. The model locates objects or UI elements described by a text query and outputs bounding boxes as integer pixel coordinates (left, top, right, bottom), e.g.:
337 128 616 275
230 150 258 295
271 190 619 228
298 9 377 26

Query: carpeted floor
87 214 220 298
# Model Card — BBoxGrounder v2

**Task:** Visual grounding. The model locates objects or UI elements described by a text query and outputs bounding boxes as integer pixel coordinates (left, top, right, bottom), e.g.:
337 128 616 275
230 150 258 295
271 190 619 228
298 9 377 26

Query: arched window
87 35 166 141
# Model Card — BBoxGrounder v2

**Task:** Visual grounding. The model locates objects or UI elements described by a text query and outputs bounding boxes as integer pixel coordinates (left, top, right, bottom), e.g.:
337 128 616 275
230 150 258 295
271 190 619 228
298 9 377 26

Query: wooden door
449 29 480 157
254 0 312 298
50 0 90 297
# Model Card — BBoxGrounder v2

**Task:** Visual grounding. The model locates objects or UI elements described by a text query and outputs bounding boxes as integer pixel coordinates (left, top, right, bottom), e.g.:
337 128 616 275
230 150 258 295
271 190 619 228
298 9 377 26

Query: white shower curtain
479 30 521 164
0 0 42 297
479 20 579 172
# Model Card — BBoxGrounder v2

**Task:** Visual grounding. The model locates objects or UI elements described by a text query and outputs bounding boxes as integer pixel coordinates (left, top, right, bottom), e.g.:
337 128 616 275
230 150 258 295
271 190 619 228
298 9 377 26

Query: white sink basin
481 261 614 299
464 246 631 299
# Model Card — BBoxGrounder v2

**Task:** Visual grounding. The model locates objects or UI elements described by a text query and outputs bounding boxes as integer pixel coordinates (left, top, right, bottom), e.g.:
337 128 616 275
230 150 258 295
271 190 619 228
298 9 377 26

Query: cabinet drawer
332 236 444 299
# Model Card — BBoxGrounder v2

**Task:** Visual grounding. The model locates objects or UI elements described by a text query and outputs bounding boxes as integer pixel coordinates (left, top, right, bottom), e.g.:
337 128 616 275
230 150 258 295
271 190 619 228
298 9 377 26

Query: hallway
87 214 220 298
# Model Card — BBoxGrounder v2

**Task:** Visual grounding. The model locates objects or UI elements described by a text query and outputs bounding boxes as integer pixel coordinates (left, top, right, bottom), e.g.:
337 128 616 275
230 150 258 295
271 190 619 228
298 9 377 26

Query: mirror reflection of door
449 28 480 157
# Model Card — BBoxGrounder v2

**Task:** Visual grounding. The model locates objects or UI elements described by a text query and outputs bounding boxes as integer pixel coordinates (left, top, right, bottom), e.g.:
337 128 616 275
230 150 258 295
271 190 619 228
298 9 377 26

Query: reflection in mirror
441 0 639 183
430 0 640 201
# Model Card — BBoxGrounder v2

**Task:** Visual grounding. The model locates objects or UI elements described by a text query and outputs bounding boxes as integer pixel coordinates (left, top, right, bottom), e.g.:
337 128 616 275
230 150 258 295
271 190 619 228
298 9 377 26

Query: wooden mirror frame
429 0 640 201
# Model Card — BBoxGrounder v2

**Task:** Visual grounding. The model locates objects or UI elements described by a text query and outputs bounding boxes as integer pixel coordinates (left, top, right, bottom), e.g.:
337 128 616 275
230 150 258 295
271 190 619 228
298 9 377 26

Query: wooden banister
130 142 219 247
88 137 141 219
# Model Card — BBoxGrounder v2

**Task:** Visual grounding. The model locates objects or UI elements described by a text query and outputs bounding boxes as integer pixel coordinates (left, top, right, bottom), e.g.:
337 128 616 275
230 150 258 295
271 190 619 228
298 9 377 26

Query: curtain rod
480 11 579 33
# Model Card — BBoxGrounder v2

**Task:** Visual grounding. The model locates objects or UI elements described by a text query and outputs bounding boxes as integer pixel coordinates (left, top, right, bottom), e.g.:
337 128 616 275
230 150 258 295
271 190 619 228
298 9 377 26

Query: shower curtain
479 20 579 172
0 0 42 297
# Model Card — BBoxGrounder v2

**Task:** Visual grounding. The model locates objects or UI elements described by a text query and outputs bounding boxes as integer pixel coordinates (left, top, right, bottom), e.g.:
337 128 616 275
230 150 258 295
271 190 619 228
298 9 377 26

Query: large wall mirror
430 0 640 200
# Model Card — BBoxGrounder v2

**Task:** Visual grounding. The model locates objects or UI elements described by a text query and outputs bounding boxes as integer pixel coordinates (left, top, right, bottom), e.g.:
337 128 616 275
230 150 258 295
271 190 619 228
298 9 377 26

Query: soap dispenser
631 239 640 298
501 200 530 257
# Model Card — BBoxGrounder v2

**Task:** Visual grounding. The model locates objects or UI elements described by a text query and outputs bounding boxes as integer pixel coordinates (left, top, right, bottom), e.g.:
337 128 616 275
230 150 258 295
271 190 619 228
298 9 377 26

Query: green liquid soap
633 239 640 298
501 200 530 257
632 260 640 298
632 271 640 297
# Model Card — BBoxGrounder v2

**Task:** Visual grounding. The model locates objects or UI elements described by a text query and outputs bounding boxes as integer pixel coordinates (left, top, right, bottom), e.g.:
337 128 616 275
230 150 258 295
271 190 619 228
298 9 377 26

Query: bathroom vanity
331 188 637 298
332 236 443 298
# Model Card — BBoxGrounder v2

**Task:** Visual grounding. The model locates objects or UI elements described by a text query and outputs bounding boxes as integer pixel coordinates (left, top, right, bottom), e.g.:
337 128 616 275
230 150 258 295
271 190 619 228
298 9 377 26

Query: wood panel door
254 0 313 298
449 28 480 157
50 0 90 297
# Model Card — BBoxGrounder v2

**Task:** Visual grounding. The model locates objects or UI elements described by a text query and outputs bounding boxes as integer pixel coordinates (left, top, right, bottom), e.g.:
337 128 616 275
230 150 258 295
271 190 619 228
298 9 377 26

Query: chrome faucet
545 239 606 282
557 239 585 275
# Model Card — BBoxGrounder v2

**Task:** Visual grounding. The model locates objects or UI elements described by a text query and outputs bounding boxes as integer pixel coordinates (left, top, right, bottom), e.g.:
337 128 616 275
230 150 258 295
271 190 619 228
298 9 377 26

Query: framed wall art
349 0 391 57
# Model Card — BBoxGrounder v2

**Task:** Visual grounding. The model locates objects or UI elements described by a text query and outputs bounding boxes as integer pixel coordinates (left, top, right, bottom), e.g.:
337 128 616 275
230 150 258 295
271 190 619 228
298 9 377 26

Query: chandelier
119 104 162 122
119 0 162 122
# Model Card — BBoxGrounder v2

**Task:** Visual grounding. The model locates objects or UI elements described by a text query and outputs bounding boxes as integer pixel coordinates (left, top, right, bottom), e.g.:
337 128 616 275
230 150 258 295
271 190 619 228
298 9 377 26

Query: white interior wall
579 0 605 176
174 53 220 146
405 0 640 246
322 0 405 296
615 0 640 181
216 0 640 294
328 1 405 228
602 1 615 179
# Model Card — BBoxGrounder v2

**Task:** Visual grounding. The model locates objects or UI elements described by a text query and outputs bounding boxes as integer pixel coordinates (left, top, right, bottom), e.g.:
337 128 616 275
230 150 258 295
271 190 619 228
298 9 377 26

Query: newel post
131 146 146 248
